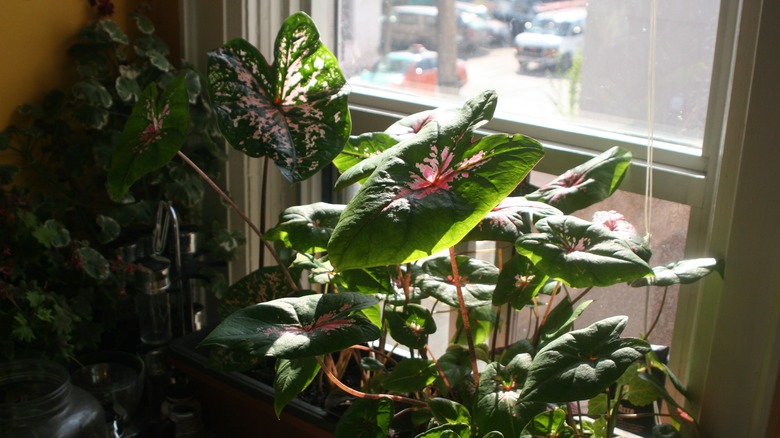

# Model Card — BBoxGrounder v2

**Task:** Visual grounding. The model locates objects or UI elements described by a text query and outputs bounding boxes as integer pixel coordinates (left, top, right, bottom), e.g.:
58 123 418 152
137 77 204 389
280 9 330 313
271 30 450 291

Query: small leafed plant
109 12 720 438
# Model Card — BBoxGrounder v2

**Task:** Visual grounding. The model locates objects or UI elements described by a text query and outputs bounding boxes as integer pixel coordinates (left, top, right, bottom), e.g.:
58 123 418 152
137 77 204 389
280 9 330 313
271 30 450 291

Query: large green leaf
200 292 380 359
592 210 652 262
515 215 653 288
418 255 499 309
464 197 562 242
108 76 189 199
526 147 631 214
474 358 547 437
265 203 346 253
206 12 350 182
328 91 544 270
630 257 721 287
273 357 320 417
522 316 651 402
385 303 437 350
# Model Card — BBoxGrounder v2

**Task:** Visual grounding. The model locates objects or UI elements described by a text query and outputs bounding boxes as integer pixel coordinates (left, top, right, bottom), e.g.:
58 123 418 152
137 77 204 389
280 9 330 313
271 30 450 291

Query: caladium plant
110 11 722 438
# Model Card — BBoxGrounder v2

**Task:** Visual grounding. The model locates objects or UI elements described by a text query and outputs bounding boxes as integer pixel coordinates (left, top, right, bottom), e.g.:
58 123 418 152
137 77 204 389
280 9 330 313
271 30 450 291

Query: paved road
461 47 574 123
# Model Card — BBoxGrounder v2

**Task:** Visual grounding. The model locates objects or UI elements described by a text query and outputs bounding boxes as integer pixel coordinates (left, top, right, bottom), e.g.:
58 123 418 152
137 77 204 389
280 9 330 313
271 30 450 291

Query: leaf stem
314 356 428 407
176 151 299 290
449 247 480 387
643 286 669 340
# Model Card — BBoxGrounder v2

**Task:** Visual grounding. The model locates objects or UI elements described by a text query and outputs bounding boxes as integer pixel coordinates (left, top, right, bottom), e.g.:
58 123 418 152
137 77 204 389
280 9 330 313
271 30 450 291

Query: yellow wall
0 0 179 130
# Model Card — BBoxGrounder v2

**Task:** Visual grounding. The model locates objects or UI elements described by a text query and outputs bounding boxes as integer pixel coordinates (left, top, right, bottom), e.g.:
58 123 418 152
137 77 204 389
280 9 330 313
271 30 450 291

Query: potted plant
0 3 239 362
109 12 720 438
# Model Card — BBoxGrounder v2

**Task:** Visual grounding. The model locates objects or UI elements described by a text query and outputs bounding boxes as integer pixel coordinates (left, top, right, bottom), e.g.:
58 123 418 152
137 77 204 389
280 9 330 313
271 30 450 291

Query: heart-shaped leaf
428 397 472 428
207 12 350 182
464 197 562 242
418 255 499 309
474 358 547 437
492 254 548 309
631 257 721 287
328 91 544 270
592 210 652 262
201 292 380 359
108 76 189 199
516 215 653 288
526 146 631 214
265 203 346 253
385 303 437 350
273 357 320 417
522 316 651 402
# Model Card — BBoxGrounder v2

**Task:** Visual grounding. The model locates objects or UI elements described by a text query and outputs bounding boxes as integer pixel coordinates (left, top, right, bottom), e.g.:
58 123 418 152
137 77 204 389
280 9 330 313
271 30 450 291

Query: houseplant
0 4 239 362
109 11 720 438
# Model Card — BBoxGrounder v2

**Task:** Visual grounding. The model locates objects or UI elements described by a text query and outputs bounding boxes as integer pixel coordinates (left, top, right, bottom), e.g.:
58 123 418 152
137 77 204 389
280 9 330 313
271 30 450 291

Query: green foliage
110 11 718 438
1 10 235 362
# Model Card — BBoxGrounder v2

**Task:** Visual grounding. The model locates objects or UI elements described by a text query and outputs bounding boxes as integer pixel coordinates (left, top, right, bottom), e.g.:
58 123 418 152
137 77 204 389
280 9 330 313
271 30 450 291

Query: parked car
384 4 491 54
513 7 586 72
456 2 512 47
354 46 468 91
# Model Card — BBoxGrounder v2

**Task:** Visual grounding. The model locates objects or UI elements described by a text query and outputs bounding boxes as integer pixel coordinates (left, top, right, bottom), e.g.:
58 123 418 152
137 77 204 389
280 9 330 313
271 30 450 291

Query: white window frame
181 1 780 436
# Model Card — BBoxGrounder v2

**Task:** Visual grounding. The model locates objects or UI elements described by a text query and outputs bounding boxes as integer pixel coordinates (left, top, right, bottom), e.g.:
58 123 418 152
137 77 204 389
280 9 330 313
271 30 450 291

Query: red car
357 46 468 92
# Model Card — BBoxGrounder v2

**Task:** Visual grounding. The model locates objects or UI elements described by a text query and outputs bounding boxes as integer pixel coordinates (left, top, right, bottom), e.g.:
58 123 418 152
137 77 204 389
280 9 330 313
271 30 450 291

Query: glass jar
0 359 109 437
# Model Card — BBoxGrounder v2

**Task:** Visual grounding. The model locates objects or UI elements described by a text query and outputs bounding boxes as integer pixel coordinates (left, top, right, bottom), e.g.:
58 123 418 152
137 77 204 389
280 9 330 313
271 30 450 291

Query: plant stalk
315 356 427 407
449 247 480 387
176 151 299 291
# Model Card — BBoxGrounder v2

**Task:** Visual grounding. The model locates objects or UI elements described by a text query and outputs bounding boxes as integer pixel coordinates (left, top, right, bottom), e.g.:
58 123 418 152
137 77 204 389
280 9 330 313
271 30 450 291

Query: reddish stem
449 247 480 387
176 151 298 291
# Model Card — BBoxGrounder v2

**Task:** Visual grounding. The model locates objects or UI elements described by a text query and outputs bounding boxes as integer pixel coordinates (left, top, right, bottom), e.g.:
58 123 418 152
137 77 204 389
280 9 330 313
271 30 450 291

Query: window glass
338 0 720 150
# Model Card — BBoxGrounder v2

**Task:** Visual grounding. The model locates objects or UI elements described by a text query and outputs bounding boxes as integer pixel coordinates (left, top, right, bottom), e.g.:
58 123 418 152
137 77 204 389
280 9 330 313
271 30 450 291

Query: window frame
181 1 780 436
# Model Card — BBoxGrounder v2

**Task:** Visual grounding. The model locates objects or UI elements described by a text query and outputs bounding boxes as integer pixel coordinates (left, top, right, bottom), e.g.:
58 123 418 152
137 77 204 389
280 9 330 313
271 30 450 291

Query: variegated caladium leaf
515 215 653 288
418 255 499 309
329 91 545 270
592 210 652 262
264 202 346 253
200 292 380 359
464 197 563 242
630 257 721 287
522 316 651 403
525 146 631 214
207 12 350 183
385 303 437 350
474 356 547 437
108 75 189 199
492 254 549 309
217 265 300 319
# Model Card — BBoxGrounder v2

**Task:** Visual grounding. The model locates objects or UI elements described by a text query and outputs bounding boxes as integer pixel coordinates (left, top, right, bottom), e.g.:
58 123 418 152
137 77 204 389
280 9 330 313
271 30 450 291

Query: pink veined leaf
397 146 489 200
136 102 170 153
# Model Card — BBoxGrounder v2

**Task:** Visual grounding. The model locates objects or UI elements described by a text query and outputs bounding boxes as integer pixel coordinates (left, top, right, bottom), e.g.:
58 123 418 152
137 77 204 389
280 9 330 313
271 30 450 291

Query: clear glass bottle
135 255 173 346
0 359 109 437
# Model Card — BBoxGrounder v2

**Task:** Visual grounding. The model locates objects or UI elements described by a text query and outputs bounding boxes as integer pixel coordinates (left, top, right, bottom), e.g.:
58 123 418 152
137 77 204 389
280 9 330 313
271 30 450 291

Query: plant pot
167 330 338 437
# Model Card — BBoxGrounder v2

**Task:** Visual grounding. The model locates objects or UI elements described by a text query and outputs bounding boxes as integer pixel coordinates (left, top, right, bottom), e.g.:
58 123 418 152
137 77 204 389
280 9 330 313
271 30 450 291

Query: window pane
338 0 720 149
